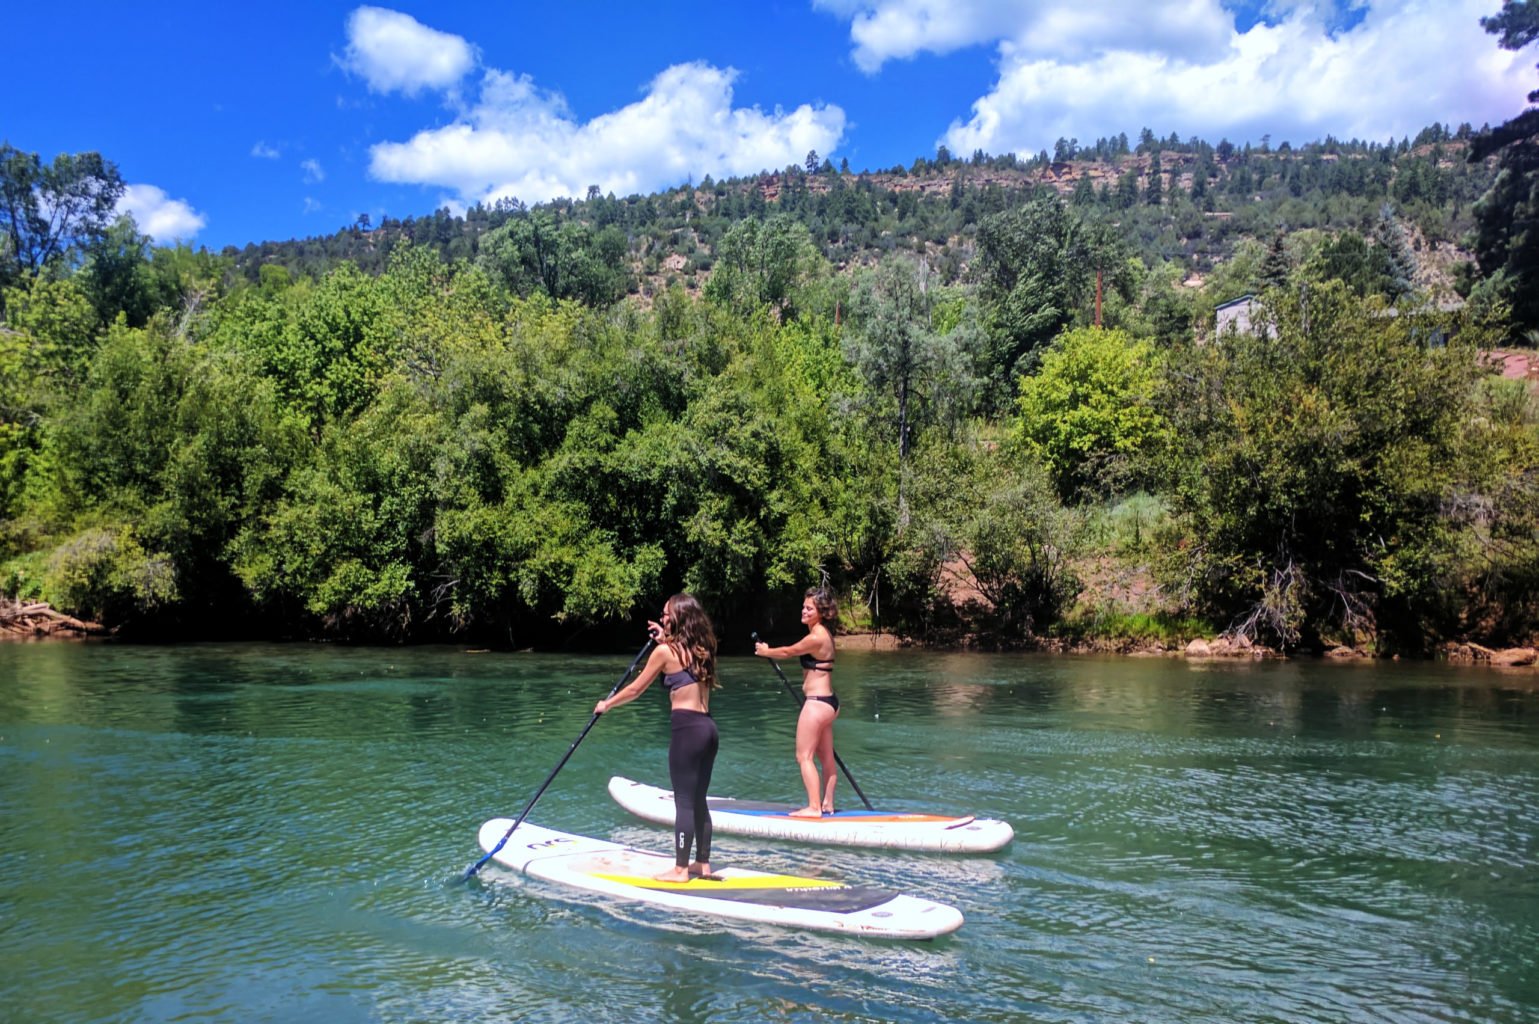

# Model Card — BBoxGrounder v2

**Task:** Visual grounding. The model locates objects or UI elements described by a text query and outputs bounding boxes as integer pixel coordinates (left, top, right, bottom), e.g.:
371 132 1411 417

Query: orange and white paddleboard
607 776 1014 853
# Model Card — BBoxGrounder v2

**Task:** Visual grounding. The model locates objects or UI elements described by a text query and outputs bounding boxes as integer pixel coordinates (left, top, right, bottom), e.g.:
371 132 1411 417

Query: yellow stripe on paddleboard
589 873 845 891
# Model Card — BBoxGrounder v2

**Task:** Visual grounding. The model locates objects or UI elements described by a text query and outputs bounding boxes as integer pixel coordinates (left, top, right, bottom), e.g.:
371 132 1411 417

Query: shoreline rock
1444 642 1538 667
1181 634 1276 659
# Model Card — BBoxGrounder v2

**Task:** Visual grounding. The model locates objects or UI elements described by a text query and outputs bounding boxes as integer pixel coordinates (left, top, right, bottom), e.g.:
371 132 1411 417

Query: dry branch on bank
0 599 108 639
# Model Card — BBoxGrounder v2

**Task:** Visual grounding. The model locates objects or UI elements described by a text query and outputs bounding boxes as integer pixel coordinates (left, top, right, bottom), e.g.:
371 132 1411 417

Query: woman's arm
595 645 669 714
754 632 825 659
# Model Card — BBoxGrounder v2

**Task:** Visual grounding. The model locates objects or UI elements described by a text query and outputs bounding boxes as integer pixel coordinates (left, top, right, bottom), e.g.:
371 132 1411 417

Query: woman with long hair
596 593 720 881
754 587 839 819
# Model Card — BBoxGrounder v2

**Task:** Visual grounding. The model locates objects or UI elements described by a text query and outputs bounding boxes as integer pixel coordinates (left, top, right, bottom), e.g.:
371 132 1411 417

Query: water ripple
2 643 1537 1023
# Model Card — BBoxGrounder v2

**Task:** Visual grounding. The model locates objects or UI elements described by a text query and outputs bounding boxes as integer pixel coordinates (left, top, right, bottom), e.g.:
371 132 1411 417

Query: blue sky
6 1 1533 251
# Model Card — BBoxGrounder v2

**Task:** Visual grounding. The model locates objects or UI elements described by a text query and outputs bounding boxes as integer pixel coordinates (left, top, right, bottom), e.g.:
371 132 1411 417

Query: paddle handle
464 637 657 879
752 632 875 811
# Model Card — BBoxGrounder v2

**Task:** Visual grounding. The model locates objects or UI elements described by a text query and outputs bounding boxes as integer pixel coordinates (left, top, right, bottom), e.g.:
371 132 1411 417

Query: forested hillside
3 82 1537 652
227 123 1494 328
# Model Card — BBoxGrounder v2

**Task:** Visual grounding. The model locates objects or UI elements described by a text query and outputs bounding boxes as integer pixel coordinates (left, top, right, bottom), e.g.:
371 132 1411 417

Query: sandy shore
836 631 905 651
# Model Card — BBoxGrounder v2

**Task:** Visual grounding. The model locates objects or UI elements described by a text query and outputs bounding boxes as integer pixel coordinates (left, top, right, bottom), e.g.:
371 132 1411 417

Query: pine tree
1117 168 1140 209
1071 173 1096 206
1374 203 1417 299
1259 230 1292 291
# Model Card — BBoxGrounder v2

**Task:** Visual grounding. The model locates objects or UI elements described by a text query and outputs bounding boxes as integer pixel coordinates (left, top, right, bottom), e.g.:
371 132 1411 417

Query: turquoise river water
1 642 1536 1023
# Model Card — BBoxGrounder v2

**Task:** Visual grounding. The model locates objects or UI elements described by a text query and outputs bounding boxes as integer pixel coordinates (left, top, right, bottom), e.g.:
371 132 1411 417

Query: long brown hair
805 586 839 634
664 593 718 690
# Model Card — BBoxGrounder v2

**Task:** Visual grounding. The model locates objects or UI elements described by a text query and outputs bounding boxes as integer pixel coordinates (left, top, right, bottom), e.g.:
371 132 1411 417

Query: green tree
1158 282 1494 650
0 144 126 291
0 274 98 385
844 255 982 468
1466 1 1539 330
1258 230 1292 290
1315 230 1380 296
1373 202 1417 299
478 208 629 306
704 214 819 319
1071 173 1096 207
1016 327 1171 499
974 196 1096 394
80 214 155 327
903 439 1080 639
33 316 307 629
1115 168 1140 208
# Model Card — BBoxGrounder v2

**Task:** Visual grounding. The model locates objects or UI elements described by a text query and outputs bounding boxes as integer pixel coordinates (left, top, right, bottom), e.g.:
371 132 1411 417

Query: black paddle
464 637 657 880
752 631 875 811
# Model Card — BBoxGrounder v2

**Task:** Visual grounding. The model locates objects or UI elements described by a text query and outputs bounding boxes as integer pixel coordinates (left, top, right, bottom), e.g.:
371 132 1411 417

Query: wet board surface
475 818 965 939
608 776 1015 853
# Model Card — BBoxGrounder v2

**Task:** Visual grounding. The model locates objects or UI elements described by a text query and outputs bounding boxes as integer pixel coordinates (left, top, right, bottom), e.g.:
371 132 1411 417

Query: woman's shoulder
811 624 836 654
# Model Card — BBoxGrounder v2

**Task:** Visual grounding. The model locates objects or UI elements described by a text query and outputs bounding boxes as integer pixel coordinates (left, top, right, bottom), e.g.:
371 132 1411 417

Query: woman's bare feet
788 806 823 818
687 862 719 880
652 866 691 883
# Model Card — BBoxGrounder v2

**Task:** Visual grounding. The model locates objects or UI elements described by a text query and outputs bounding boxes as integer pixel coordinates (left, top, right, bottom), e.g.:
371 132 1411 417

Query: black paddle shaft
464 637 658 880
752 631 874 811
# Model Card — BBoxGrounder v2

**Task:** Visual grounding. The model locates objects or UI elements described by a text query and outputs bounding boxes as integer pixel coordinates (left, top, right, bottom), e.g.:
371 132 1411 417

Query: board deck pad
584 872 899 912
609 776 1014 853
475 818 963 939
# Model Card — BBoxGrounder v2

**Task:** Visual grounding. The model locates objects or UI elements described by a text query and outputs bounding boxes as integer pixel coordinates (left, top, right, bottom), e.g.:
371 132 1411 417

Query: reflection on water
1 642 1536 1023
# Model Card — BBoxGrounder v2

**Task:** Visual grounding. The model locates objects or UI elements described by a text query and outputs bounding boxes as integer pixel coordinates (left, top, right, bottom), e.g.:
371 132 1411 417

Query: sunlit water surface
2 643 1536 1023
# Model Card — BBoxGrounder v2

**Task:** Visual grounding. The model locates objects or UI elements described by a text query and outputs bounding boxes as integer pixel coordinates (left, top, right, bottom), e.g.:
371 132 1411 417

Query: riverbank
6 595 1536 671
837 627 1539 671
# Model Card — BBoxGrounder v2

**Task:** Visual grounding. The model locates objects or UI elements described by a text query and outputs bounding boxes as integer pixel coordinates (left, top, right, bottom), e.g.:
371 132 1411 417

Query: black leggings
668 709 719 868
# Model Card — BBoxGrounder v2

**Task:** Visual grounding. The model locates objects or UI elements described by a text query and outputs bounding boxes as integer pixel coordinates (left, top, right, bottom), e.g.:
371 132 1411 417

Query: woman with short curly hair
755 586 839 818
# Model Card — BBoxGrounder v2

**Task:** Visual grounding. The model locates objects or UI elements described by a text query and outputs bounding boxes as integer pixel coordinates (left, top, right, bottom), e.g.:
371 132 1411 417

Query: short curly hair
804 586 839 634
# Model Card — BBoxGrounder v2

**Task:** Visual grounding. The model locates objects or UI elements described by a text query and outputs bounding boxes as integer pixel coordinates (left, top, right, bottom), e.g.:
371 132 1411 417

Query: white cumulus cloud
340 6 477 96
302 158 325 183
367 60 847 207
816 0 1234 73
117 185 206 242
820 0 1535 154
251 141 280 159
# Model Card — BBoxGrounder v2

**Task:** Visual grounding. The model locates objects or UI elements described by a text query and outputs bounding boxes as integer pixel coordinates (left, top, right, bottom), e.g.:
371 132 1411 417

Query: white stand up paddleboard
607 776 1014 853
475 818 964 939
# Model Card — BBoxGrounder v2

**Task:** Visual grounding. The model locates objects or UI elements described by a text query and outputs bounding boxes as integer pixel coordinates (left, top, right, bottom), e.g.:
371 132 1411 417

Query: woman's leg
816 709 838 812
689 718 719 875
792 700 837 817
660 711 712 880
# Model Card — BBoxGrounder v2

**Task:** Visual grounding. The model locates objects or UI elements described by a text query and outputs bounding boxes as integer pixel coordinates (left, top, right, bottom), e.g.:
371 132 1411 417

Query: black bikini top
799 653 834 673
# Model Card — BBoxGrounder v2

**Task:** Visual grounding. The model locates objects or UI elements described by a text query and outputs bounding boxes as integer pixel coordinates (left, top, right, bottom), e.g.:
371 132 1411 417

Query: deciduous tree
0 144 125 291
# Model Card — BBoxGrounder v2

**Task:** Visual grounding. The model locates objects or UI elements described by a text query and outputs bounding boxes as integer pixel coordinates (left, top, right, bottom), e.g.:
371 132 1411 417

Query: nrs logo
525 837 577 850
